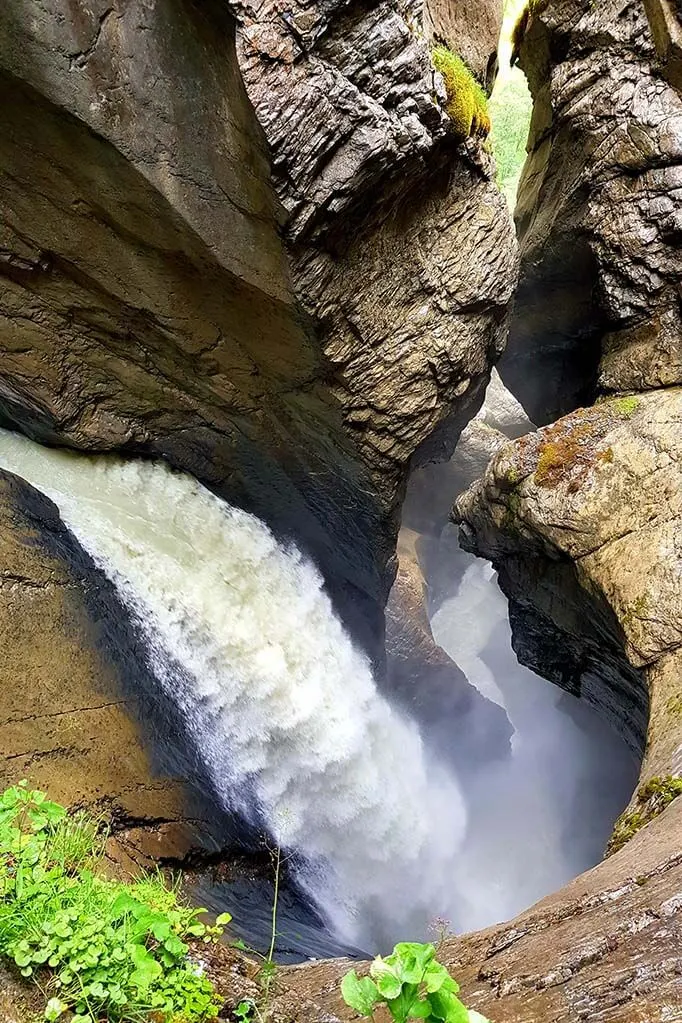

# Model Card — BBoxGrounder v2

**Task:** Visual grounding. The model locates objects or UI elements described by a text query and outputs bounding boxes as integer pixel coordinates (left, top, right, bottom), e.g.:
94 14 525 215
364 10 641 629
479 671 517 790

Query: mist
399 371 639 932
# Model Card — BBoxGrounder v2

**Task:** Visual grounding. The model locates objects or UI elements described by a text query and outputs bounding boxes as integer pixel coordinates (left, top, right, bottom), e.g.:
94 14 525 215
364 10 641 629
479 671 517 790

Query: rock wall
0 469 232 866
283 389 682 1022
0 0 517 661
501 0 682 424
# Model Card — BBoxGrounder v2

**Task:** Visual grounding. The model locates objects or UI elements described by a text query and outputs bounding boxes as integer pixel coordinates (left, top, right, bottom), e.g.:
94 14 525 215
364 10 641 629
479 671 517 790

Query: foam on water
0 429 467 950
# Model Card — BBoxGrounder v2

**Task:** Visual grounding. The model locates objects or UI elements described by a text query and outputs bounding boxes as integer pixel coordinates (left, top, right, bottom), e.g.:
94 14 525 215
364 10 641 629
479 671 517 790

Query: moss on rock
607 775 682 856
611 395 640 418
432 46 490 140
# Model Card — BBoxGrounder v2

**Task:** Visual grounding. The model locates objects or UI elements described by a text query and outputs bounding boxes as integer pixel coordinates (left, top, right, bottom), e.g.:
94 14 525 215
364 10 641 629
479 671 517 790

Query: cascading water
0 428 467 951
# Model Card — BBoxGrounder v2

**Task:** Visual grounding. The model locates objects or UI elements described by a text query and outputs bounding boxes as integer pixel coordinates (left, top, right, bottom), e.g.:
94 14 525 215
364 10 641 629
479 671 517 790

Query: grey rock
0 0 517 660
500 0 682 423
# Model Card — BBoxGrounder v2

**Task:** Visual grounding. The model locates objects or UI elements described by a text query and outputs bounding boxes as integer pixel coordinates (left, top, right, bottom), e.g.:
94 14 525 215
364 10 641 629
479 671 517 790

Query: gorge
1 1 682 1022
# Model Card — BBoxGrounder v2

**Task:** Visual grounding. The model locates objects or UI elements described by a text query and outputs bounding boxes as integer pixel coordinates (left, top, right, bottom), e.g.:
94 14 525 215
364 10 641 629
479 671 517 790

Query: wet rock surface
438 387 682 1022
0 0 517 662
502 0 682 424
0 468 237 866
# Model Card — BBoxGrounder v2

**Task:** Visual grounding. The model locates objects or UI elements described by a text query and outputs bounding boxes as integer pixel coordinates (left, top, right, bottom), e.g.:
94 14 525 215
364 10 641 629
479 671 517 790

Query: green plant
341 941 491 1023
607 776 682 856
0 782 231 1023
431 47 490 141
231 840 284 1022
610 395 640 418
488 67 532 204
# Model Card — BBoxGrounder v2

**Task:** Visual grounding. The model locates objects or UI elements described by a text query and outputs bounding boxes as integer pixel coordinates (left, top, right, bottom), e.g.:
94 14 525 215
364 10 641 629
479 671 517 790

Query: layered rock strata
0 0 517 659
502 0 682 424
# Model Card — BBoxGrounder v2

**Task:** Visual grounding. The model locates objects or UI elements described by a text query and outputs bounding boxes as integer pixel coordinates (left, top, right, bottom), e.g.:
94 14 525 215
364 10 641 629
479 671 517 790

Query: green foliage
0 782 230 1023
341 942 491 1023
431 47 490 141
607 776 682 856
229 842 283 1022
489 67 532 206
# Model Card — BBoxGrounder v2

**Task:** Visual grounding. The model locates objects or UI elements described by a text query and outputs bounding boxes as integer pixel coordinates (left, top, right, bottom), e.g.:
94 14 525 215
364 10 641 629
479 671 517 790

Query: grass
0 782 230 1023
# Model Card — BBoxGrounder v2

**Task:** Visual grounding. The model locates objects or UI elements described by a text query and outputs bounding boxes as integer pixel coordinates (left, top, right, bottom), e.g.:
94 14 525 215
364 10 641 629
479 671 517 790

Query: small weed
230 839 285 1022
342 941 490 1023
0 782 230 1023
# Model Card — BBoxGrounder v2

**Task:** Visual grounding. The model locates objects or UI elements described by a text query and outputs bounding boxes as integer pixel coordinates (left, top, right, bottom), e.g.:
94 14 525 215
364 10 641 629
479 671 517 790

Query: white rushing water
0 429 468 950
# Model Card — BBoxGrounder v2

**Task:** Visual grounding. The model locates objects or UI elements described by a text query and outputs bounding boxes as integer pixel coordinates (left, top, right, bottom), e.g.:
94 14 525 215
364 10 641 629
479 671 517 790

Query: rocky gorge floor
1 0 682 1021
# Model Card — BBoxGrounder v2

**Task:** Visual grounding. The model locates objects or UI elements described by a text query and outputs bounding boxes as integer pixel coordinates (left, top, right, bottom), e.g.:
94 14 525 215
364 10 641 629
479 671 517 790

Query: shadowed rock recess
0 0 516 662
502 0 682 424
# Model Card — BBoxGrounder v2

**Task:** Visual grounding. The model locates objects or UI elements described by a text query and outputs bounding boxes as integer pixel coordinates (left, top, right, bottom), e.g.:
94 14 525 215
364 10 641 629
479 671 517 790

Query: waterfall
0 429 467 950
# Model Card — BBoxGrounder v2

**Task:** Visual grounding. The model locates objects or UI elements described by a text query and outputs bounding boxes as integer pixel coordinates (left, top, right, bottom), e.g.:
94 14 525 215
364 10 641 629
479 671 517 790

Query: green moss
610 395 640 418
623 592 649 630
534 419 604 489
432 46 490 141
607 775 682 856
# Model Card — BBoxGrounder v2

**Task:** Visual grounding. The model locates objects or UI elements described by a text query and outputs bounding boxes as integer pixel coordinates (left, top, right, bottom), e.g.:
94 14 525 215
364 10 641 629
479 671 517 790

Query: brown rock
0 468 224 863
645 0 682 91
438 386 682 1020
0 0 517 662
423 0 503 86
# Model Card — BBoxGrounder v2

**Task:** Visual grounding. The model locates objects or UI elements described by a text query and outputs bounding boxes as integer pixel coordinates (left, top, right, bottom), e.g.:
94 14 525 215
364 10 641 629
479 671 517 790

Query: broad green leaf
424 961 454 993
341 970 380 1016
387 985 420 1023
429 989 470 1023
370 957 403 999
390 942 436 985
405 993 432 1019
149 916 171 941
216 911 232 926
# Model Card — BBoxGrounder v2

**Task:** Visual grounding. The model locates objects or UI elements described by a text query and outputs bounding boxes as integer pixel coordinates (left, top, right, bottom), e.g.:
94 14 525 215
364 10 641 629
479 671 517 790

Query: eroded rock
502 0 682 423
0 0 517 662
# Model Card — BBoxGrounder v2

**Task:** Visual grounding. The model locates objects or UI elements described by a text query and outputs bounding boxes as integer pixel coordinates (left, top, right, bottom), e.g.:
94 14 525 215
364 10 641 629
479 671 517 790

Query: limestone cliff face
0 0 516 658
501 0 682 424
